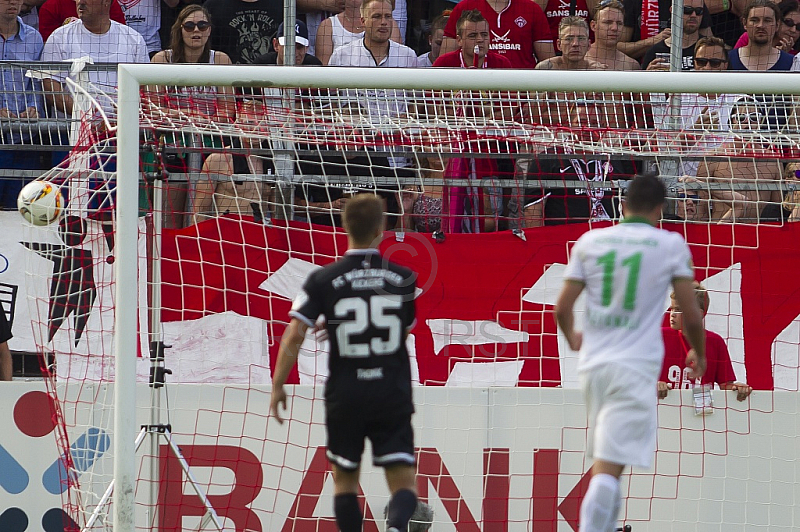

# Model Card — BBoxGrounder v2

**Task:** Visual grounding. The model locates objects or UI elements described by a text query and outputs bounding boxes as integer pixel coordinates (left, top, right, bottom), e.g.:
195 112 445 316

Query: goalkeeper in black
271 194 419 532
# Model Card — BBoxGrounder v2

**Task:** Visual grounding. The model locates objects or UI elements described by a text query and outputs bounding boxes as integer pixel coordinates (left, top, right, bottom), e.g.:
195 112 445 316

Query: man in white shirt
327 0 417 165
328 0 416 67
555 174 706 532
41 0 149 116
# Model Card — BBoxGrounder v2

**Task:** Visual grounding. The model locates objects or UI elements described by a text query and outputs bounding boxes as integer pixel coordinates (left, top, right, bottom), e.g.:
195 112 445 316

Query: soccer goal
15 64 800 531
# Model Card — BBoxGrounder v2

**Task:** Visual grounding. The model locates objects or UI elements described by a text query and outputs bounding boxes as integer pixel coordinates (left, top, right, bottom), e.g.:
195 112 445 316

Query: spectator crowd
1 0 800 229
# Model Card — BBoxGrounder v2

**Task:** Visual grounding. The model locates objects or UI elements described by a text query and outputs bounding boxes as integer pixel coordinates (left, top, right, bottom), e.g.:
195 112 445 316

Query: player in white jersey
555 174 706 532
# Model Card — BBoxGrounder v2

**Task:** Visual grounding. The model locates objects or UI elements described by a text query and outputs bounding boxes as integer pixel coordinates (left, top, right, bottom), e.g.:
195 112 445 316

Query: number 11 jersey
563 220 694 376
290 249 417 415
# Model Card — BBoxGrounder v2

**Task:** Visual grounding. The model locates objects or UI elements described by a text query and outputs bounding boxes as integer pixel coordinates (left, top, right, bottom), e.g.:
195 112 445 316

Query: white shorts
580 363 658 469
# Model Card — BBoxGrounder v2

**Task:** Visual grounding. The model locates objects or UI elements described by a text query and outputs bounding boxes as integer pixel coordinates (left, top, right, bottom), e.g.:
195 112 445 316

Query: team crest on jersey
515 16 527 27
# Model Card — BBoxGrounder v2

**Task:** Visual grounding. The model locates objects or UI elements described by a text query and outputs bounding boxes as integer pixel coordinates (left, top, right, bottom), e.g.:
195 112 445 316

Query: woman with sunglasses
733 0 800 53
150 5 235 122
147 4 236 226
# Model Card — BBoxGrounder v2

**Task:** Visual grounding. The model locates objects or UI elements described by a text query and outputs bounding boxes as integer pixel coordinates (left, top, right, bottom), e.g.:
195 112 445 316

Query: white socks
579 473 621 532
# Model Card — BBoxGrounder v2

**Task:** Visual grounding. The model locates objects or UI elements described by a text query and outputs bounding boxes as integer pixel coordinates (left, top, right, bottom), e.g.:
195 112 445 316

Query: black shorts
325 409 415 471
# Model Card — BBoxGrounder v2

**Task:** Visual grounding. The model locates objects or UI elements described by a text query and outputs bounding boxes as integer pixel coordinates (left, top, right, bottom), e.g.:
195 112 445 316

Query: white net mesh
14 67 800 530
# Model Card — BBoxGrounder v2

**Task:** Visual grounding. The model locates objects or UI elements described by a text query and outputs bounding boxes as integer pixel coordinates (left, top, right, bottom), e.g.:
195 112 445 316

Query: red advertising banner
160 219 800 390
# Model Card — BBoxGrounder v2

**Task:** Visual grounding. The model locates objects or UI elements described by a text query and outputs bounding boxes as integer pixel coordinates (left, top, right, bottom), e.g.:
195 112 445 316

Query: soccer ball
18 180 64 226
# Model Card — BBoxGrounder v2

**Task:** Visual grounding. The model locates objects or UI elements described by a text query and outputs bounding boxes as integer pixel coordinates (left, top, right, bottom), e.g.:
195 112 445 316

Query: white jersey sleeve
666 232 694 281
563 236 588 283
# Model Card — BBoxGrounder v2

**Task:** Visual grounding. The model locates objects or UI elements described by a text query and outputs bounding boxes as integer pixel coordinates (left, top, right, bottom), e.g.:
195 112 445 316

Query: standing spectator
649 36 735 184
325 0 417 226
585 0 640 69
302 0 345 56
658 281 753 401
440 0 555 68
433 9 512 233
729 0 800 69
0 0 43 209
530 17 603 130
694 33 733 67
41 0 149 117
0 298 12 381
417 9 449 66
202 0 281 63
149 4 235 224
148 4 234 121
38 0 126 42
255 19 323 64
151 4 233 81
733 0 800 52
642 0 706 70
316 0 401 64
305 0 406 55
328 0 417 102
535 16 606 69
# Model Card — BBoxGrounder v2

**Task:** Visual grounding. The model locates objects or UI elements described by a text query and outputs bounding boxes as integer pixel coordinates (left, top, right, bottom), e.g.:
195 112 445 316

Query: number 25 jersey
290 249 417 414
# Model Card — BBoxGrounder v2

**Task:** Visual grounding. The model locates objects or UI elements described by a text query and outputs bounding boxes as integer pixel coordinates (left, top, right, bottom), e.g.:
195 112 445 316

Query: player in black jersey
270 194 419 532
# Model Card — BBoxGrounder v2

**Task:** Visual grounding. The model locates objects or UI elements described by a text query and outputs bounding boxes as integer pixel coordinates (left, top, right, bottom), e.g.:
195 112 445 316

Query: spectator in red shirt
428 10 514 233
440 0 555 68
433 9 513 67
38 0 126 42
658 281 753 401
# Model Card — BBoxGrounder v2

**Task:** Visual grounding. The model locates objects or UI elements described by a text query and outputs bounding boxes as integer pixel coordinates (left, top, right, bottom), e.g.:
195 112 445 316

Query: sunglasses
694 57 726 67
733 111 763 122
677 193 700 201
683 6 704 15
783 18 800 28
182 20 211 31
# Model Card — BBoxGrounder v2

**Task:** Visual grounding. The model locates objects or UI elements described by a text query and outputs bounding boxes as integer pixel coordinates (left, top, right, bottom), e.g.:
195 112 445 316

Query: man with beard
729 0 800 69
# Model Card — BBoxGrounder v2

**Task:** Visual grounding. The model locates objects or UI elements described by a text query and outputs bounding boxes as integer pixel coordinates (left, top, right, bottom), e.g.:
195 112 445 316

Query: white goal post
112 65 800 532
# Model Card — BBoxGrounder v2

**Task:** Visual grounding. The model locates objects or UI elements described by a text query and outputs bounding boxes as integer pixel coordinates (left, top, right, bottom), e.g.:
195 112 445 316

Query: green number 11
597 251 642 310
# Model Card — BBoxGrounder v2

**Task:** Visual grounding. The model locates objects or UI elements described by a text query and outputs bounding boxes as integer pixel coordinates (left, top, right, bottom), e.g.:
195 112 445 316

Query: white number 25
334 295 403 357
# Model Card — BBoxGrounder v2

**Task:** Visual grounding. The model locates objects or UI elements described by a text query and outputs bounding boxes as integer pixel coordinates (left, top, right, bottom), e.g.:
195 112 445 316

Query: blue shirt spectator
0 17 43 123
0 6 44 208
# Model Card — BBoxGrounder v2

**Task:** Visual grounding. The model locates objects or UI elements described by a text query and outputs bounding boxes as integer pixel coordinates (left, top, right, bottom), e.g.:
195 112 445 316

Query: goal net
16 65 800 531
